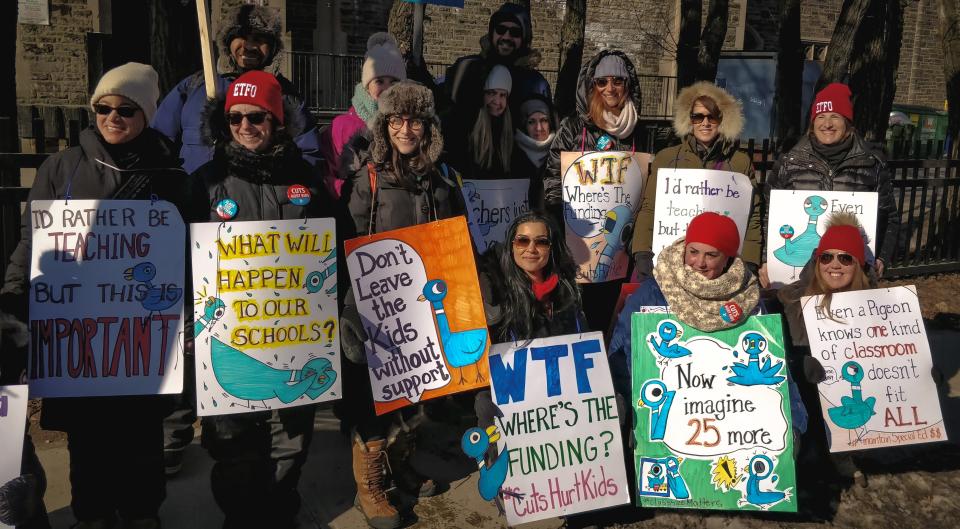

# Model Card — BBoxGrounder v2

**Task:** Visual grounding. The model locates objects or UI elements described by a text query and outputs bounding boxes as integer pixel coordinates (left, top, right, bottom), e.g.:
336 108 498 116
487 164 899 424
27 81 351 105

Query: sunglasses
387 115 425 132
494 24 522 38
513 235 551 251
594 77 626 89
818 252 856 266
690 113 720 125
226 111 270 126
93 104 139 118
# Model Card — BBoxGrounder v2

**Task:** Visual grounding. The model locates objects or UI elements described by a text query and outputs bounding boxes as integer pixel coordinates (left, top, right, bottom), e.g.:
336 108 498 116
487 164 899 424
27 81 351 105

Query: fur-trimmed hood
369 80 443 166
672 81 744 141
575 50 642 121
216 4 284 75
200 92 308 149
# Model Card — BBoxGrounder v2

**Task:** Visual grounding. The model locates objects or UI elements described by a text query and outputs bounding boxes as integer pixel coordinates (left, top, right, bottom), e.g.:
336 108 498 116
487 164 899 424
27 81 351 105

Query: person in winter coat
762 82 900 286
152 4 321 175
0 63 196 529
445 65 514 179
339 80 463 529
320 32 406 199
631 82 761 277
512 94 557 210
192 70 330 529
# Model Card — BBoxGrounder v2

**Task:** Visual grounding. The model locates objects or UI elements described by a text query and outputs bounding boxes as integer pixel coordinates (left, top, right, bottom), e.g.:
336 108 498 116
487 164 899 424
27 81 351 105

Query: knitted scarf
515 130 555 168
351 82 378 125
811 132 854 168
601 100 638 139
653 238 759 332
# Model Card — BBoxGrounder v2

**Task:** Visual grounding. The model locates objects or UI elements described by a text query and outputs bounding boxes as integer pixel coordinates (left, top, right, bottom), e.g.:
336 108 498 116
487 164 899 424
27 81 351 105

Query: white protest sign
801 286 945 452
651 168 754 261
190 219 341 416
561 151 651 283
28 200 184 397
766 190 878 288
461 178 530 252
0 384 28 529
484 332 630 525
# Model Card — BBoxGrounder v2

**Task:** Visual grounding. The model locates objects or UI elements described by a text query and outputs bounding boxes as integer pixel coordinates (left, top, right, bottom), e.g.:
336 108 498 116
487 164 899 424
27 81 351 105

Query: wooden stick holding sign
196 0 217 100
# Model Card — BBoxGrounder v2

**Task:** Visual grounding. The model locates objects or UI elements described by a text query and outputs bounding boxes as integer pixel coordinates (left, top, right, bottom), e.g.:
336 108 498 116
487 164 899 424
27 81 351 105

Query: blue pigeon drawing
726 332 785 386
305 250 338 295
418 279 488 384
594 204 633 281
640 379 675 441
124 261 182 312
461 425 510 502
461 182 494 237
645 461 667 492
739 454 790 509
194 296 226 337
774 195 828 278
828 361 876 430
210 338 336 404
665 456 690 500
648 321 691 363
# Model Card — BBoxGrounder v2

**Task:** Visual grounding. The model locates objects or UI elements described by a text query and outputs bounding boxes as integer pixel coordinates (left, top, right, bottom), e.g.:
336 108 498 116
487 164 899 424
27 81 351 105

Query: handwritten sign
0 384 28 529
461 178 530 252
561 151 651 283
480 332 629 524
190 219 341 416
631 313 797 512
344 216 489 415
766 190 878 288
801 286 945 451
651 169 753 261
28 200 184 397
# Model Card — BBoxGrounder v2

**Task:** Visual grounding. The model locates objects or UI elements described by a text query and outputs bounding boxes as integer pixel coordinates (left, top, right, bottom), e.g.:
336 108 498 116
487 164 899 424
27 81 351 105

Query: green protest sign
631 313 797 512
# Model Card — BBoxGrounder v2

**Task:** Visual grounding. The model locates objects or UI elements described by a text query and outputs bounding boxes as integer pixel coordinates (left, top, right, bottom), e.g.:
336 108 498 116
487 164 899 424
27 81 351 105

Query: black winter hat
488 3 532 48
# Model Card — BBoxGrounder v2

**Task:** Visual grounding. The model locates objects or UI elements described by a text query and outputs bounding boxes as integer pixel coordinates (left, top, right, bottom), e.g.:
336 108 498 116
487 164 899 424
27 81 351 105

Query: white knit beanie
361 33 407 88
89 62 160 123
484 65 512 94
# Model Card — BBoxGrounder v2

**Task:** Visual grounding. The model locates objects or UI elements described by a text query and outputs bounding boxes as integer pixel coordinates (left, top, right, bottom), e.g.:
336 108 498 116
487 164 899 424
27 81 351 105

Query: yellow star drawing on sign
712 455 739 490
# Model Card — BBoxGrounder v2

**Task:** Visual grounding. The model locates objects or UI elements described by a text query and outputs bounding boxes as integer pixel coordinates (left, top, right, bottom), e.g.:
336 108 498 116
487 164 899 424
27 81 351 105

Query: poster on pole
467 332 630 525
28 200 185 398
344 216 490 415
801 286 945 452
766 190 878 288
190 218 341 416
650 168 753 261
461 178 530 252
0 384 28 529
631 313 797 512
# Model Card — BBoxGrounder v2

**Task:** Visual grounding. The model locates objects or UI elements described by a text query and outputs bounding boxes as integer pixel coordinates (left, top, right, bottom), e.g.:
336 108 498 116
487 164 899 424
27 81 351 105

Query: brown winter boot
352 434 402 529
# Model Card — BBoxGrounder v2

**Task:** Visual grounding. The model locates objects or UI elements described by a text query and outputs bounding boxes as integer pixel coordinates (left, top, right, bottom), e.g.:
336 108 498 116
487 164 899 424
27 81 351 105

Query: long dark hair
487 211 581 342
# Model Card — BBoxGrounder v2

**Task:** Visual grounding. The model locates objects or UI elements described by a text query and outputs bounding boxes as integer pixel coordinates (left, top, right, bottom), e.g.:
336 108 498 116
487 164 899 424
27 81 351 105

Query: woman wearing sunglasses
632 82 760 279
193 69 330 529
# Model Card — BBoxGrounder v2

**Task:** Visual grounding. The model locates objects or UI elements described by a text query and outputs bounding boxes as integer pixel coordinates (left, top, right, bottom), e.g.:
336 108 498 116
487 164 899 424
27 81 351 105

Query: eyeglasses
494 24 522 38
594 77 626 89
690 113 720 125
387 115 425 132
513 235 551 251
226 111 270 126
93 104 139 118
818 252 856 266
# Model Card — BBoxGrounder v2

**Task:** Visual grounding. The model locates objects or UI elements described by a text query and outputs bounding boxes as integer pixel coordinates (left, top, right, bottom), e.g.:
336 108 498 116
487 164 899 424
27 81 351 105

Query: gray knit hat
89 62 160 123
361 33 407 88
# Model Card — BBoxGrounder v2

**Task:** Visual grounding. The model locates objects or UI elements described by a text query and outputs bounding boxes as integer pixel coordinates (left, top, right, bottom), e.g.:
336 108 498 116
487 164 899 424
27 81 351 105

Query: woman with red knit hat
763 82 900 286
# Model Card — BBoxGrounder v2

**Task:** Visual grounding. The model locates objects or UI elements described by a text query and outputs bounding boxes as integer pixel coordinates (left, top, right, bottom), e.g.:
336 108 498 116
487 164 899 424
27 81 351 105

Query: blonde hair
588 84 627 129
804 262 871 322
469 107 513 172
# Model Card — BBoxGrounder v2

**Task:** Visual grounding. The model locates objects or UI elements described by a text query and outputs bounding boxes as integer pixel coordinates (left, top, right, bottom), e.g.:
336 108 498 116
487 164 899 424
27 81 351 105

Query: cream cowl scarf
653 238 760 332
515 130 555 168
601 100 638 140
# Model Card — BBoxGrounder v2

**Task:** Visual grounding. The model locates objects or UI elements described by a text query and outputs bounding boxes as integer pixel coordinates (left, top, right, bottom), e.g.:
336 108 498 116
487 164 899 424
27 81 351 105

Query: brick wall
897 0 945 109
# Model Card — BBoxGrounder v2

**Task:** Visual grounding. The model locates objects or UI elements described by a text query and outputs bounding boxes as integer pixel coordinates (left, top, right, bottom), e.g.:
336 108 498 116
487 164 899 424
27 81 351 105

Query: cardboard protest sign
469 332 629 525
766 190 878 288
651 168 753 261
561 151 651 283
344 216 490 415
190 219 340 416
461 178 530 252
0 384 28 529
801 286 946 451
631 313 797 512
28 200 184 397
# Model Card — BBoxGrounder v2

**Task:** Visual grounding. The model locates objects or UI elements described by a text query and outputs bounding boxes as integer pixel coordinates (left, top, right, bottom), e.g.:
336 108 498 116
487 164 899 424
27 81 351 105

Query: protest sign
461 178 530 251
650 168 753 261
801 286 945 451
631 313 797 512
344 216 489 415
0 384 28 529
470 332 629 525
190 218 340 416
561 151 651 283
766 190 878 288
28 200 184 398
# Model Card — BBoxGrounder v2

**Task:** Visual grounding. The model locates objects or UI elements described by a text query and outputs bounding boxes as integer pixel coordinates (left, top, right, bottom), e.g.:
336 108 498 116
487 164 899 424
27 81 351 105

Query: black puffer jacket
765 134 900 264
543 50 645 209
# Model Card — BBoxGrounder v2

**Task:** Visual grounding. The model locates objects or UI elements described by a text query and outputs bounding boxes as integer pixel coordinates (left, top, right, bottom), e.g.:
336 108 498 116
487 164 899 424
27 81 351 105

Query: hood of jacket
672 81 744 142
369 81 443 166
574 49 642 122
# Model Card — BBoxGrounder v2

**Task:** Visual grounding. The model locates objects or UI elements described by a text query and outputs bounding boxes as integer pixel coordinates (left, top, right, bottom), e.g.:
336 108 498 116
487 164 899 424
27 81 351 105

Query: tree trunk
695 0 729 82
941 0 960 157
554 0 586 119
1 0 16 150
817 0 871 90
388 1 414 56
848 0 906 142
676 0 702 90
774 0 803 149
150 0 202 96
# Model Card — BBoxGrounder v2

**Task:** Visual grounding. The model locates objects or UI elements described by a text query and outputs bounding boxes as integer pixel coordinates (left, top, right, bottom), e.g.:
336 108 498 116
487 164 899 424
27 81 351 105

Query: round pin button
596 134 614 151
216 198 238 220
720 302 744 324
287 184 311 206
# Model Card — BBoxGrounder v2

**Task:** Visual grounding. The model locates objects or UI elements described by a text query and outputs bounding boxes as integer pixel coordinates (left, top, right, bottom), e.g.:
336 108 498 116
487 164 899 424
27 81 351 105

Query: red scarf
531 273 559 301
